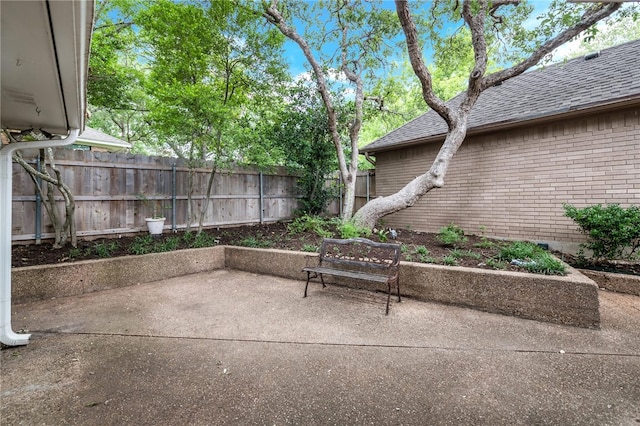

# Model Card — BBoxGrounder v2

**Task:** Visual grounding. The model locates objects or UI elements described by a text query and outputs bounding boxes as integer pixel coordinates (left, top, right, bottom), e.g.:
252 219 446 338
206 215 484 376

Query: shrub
563 203 640 261
437 223 468 247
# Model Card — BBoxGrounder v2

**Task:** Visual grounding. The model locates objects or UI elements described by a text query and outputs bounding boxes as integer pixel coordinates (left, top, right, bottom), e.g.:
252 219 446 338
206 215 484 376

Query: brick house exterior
362 40 640 252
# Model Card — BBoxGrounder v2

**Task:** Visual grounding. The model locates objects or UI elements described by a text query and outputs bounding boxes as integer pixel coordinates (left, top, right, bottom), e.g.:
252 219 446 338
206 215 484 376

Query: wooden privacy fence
11 149 303 242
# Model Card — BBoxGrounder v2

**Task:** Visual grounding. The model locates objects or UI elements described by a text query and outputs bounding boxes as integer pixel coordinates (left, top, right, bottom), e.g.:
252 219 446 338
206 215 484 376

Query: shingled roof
363 38 640 154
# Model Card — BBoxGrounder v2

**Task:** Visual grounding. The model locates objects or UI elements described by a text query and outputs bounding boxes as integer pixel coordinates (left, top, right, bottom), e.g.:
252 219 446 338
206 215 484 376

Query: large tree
352 0 625 228
140 0 288 231
261 0 401 220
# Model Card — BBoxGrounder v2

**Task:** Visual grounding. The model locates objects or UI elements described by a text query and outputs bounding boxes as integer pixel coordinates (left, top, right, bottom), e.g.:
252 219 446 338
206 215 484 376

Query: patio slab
2 269 640 425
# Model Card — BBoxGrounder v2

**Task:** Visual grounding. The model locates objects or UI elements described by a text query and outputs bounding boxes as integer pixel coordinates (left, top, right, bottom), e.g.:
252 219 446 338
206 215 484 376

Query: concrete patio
2 269 639 425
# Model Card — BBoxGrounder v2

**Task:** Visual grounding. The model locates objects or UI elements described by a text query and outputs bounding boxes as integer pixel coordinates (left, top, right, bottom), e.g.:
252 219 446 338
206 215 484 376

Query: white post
0 129 79 346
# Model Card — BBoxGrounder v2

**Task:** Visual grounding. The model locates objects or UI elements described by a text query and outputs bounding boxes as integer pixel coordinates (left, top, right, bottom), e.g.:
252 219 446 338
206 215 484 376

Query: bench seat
303 238 401 314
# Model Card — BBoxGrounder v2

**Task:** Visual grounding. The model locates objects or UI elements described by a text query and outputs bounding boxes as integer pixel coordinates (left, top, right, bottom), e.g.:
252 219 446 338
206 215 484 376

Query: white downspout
0 129 79 346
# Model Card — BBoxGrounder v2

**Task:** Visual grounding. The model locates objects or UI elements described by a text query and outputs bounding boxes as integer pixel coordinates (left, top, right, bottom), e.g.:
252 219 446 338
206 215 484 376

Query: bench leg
304 272 312 297
397 278 401 302
386 282 391 315
304 272 325 298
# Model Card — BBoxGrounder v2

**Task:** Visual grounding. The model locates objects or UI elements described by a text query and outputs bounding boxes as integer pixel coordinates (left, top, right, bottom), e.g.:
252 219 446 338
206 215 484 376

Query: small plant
437 223 468 248
190 232 217 248
137 193 168 219
337 221 371 239
93 241 119 258
288 215 332 238
69 247 82 259
498 241 566 275
415 245 429 256
182 231 194 243
418 254 435 263
238 236 273 248
448 248 465 259
130 235 154 255
377 228 389 242
463 249 482 260
474 226 497 249
485 258 507 270
156 236 180 252
302 244 318 252
441 255 457 266
401 244 410 254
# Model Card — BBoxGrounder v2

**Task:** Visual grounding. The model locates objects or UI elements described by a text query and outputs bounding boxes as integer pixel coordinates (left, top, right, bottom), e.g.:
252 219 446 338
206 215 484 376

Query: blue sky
281 0 553 78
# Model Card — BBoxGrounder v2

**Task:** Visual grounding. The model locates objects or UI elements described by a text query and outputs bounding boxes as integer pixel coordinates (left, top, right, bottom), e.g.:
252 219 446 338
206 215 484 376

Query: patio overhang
1 0 94 346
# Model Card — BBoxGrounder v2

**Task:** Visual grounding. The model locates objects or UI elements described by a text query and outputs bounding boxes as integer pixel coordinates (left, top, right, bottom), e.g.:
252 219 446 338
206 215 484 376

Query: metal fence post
259 171 264 224
35 155 42 244
172 163 177 232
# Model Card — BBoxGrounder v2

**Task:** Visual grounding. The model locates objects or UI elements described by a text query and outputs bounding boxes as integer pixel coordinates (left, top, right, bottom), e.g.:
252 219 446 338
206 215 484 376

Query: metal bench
303 238 402 314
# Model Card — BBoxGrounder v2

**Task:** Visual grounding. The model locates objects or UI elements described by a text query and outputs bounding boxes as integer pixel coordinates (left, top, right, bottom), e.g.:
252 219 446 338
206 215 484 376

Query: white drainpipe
0 129 79 346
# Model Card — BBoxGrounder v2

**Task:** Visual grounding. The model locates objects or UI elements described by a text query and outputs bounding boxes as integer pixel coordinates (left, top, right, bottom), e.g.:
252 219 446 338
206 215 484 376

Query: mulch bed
11 221 639 276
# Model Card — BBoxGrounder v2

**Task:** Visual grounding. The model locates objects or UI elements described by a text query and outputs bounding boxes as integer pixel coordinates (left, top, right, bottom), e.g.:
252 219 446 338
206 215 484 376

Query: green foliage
270 81 338 215
238 237 274 248
288 215 333 238
302 244 319 253
93 241 119 258
441 255 457 266
498 241 566 275
485 258 507 270
437 224 468 248
155 236 180 252
130 235 154 255
401 245 435 264
338 221 372 239
415 246 429 256
377 229 389 242
564 203 640 261
189 232 218 249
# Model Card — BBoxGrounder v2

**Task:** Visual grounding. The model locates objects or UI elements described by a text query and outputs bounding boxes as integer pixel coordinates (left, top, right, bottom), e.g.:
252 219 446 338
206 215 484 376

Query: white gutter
0 129 79 346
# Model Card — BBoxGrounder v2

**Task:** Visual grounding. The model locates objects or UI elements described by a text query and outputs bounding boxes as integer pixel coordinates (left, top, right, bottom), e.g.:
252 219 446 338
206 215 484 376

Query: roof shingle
363 39 640 153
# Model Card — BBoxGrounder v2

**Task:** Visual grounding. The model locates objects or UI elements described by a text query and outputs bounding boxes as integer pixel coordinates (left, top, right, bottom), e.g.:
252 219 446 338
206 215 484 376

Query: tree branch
482 2 621 89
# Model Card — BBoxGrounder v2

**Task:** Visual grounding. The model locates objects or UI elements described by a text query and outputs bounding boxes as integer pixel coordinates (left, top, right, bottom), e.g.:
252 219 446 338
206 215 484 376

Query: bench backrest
319 238 401 274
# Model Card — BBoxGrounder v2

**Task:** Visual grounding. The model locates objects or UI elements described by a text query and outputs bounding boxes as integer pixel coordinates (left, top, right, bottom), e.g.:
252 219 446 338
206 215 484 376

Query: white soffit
1 0 94 135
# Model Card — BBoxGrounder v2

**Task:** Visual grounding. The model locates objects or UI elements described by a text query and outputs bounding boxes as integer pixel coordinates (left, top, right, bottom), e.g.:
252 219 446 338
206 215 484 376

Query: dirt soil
11 221 639 276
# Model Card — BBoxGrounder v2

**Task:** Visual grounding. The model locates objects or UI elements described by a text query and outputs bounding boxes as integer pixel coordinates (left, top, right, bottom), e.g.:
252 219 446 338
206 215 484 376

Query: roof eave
364 95 640 155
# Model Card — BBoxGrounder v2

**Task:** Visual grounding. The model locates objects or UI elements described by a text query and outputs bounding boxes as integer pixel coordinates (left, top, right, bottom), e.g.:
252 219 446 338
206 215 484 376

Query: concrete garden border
12 245 600 328
579 269 640 297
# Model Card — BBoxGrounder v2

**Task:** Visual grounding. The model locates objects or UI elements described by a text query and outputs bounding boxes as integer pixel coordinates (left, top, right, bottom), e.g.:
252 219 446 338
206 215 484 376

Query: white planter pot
145 217 165 235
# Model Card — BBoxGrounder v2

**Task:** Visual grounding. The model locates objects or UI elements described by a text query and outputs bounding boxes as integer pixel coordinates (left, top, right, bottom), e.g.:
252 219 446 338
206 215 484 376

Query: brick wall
374 105 640 250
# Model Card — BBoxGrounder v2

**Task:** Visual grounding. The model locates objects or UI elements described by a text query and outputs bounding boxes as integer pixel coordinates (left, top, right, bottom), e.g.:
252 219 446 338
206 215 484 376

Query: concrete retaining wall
580 269 640 296
11 246 225 303
12 246 601 328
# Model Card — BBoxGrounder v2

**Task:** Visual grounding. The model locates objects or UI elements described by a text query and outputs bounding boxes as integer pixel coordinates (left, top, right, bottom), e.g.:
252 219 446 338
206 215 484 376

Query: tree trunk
352 0 621 230
342 171 357 220
353 123 467 228
12 148 77 247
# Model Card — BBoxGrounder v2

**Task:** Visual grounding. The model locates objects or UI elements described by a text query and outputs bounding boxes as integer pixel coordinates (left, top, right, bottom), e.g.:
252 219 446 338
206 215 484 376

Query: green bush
437 224 468 247
563 203 640 261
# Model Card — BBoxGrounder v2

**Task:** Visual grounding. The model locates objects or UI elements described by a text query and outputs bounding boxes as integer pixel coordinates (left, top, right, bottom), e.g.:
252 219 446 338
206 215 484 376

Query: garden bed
12 221 565 274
